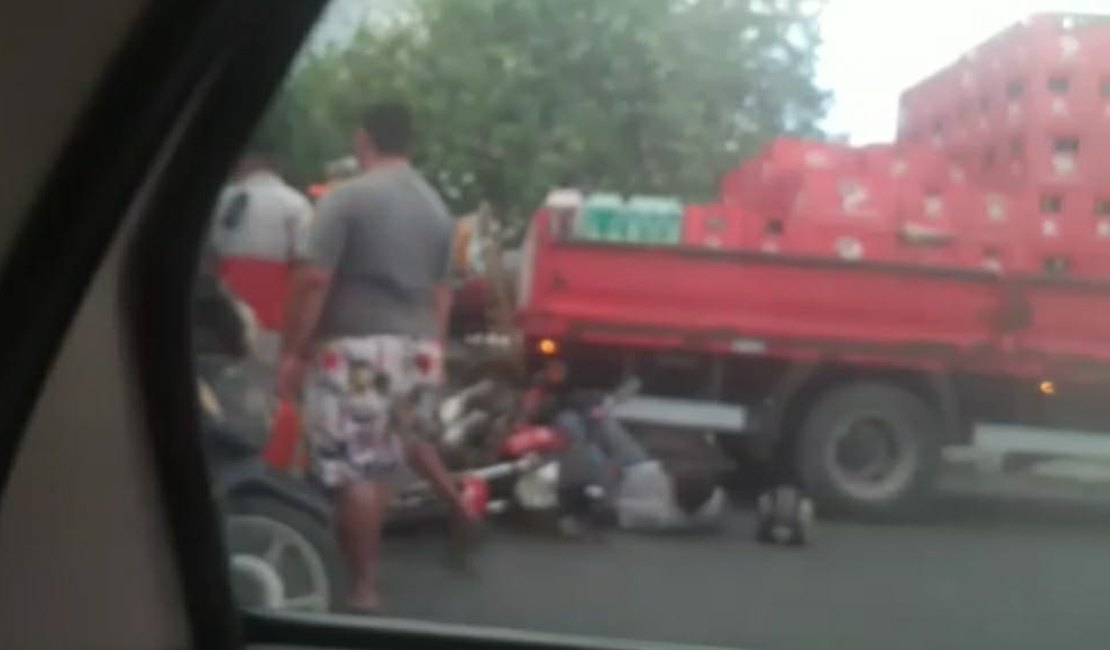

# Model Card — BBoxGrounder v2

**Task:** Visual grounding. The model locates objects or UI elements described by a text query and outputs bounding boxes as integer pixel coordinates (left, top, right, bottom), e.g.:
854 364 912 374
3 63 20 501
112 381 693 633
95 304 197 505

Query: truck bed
519 209 1110 382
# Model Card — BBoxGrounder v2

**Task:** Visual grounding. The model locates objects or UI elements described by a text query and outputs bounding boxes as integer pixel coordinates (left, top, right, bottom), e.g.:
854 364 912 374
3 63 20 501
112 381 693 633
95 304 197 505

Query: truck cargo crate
788 171 894 226
682 203 745 250
1014 186 1093 275
998 130 1109 187
964 240 1025 273
996 79 1106 135
756 138 856 174
963 191 1022 242
856 143 964 186
899 13 1110 149
783 223 895 263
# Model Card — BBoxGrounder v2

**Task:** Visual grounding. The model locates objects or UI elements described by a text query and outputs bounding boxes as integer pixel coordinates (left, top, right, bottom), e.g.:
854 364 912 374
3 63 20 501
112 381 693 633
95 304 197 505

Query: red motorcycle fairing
499 425 567 459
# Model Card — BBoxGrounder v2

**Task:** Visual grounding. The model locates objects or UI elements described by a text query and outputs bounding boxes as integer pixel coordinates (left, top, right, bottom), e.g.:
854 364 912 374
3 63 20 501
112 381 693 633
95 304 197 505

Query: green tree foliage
264 0 829 221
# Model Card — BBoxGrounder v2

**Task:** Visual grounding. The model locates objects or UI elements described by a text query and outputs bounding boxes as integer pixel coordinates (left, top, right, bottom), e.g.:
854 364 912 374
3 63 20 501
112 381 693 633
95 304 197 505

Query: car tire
225 495 345 613
795 382 940 520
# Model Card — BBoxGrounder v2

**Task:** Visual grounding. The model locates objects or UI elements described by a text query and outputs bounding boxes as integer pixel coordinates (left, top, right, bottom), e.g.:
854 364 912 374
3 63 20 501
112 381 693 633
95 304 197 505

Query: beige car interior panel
0 4 200 646
0 0 146 265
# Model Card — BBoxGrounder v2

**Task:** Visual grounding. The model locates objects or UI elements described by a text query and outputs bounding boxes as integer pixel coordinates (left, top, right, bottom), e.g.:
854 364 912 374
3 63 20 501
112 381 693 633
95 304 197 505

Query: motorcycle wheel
225 496 345 613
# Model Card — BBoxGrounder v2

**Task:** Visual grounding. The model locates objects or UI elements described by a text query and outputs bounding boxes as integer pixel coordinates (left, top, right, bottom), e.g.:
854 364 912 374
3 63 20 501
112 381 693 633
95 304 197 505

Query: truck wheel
795 383 939 519
225 496 345 612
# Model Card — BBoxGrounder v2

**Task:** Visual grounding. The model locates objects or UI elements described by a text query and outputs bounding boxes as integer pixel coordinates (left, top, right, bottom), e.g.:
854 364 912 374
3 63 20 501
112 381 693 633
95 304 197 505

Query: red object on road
262 399 301 471
460 475 490 519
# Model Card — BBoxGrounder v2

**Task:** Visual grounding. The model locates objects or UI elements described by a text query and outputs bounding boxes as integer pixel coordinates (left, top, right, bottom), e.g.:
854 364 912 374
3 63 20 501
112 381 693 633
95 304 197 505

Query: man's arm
281 190 325 358
281 264 332 360
276 189 346 399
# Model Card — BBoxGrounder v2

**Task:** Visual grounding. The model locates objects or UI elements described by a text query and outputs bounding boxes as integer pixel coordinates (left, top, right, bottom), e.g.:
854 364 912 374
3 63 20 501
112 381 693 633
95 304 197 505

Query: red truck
514 12 1110 518
516 189 1110 518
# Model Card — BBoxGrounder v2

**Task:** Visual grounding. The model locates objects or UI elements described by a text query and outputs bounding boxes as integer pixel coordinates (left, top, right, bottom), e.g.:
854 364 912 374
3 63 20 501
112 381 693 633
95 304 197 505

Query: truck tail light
537 338 559 356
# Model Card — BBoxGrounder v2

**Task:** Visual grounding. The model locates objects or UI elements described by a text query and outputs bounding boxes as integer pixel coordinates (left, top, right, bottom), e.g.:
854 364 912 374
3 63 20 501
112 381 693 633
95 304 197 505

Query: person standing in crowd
277 102 476 613
209 133 313 366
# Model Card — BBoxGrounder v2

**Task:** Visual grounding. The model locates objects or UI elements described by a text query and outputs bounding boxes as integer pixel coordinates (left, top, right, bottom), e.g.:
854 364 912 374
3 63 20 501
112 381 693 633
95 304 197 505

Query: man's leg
405 440 478 569
334 479 393 612
404 440 473 520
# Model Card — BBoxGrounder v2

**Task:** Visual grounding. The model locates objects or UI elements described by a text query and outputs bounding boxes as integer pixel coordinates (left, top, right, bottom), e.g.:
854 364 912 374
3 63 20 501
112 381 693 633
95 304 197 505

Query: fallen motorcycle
436 373 620 536
437 371 732 537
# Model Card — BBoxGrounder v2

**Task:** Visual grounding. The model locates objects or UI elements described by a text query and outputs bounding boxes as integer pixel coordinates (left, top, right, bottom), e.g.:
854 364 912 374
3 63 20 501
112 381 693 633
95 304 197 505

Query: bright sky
817 0 1110 144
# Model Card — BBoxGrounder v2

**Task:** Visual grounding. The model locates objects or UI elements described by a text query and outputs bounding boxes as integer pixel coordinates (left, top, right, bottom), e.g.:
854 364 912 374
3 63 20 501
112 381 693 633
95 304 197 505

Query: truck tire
795 382 940 519
225 496 345 613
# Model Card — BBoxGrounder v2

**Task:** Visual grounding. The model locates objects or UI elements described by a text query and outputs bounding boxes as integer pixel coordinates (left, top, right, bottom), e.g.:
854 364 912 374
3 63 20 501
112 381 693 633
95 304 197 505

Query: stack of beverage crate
896 12 1110 276
692 13 1110 278
566 14 1110 279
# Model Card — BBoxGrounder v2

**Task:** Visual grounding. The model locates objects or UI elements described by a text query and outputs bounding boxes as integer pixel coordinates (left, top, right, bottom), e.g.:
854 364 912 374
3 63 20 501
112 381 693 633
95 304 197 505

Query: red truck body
519 206 1110 385
515 14 1110 517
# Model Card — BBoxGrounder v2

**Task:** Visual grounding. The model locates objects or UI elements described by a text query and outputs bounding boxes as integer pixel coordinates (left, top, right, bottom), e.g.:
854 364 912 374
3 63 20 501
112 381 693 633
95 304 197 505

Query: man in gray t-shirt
277 102 474 613
307 162 453 341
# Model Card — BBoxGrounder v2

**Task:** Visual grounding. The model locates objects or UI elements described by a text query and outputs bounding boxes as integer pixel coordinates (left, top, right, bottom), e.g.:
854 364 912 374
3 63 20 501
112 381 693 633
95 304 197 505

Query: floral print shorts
303 335 443 488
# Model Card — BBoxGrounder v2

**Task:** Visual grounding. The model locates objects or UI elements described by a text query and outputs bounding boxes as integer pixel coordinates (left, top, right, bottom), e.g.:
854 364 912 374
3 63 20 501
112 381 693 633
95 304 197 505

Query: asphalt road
377 478 1110 650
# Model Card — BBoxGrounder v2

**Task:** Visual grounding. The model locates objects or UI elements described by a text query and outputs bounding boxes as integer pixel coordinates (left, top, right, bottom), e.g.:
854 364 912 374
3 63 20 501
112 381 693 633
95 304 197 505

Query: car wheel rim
826 414 915 501
226 514 331 612
231 554 285 609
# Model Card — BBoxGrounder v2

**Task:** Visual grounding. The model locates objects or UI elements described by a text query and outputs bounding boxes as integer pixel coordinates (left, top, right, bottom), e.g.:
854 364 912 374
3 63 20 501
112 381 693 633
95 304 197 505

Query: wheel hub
826 415 915 501
225 513 331 612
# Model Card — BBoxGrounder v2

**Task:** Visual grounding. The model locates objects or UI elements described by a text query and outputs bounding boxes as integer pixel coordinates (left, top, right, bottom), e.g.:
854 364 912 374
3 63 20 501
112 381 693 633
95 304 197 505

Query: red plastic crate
757 138 856 173
1012 185 1093 274
991 72 1106 134
682 203 746 250
787 170 894 227
890 183 974 269
899 14 1110 147
731 210 786 254
997 129 1110 187
729 168 804 221
893 234 969 269
1073 202 1110 277
894 185 965 230
719 162 759 207
781 222 895 263
995 15 1110 74
963 190 1023 242
722 140 858 211
898 56 998 149
773 171 898 262
858 144 967 187
959 189 1026 273
968 240 1026 273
